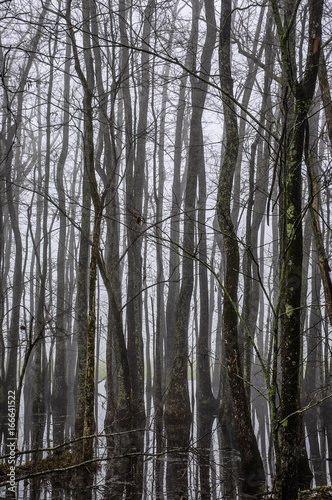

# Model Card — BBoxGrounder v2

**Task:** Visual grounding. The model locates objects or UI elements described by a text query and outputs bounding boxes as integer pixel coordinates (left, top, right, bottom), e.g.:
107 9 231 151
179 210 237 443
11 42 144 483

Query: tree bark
270 0 323 497
217 0 265 494
195 1 218 496
67 0 104 461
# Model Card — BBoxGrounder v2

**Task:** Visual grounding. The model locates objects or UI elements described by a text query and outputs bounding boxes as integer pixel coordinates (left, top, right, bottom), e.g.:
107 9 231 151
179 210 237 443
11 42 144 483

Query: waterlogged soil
1 457 332 499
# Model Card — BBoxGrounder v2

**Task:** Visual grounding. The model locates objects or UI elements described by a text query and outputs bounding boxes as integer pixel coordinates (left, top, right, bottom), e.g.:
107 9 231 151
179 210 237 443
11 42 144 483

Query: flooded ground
1 382 331 499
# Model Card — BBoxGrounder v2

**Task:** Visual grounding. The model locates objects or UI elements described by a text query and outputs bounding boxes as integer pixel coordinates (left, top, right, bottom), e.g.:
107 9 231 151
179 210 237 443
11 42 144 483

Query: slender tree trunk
126 0 155 433
230 5 266 227
74 163 90 448
240 8 274 396
53 30 71 447
152 26 175 492
166 0 198 384
318 47 332 148
194 2 218 496
0 185 5 446
101 3 139 495
217 0 265 494
67 0 104 463
304 254 326 485
165 0 216 496
31 67 52 459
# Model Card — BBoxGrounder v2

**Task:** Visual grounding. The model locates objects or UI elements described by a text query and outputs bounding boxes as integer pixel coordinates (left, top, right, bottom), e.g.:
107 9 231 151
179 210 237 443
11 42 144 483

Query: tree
270 0 323 496
217 0 265 494
66 0 105 461
164 0 217 496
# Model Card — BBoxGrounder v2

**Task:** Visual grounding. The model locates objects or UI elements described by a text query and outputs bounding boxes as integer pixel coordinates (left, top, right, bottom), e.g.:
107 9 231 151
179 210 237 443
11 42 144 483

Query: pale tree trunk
304 252 327 485
309 60 332 475
249 18 276 467
1 1 51 442
151 24 176 491
31 49 54 458
0 186 4 443
126 0 155 434
197 142 218 498
164 0 200 487
53 30 71 447
4 135 22 420
0 42 7 442
240 7 274 395
307 59 332 328
301 99 326 486
230 5 266 228
65 151 81 437
318 47 332 148
101 191 134 496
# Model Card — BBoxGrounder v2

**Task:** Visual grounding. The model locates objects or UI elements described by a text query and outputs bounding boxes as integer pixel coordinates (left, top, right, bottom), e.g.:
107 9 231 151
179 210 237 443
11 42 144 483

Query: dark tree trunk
165 0 216 496
165 0 198 385
217 0 265 494
194 0 217 496
271 0 323 497
67 0 104 463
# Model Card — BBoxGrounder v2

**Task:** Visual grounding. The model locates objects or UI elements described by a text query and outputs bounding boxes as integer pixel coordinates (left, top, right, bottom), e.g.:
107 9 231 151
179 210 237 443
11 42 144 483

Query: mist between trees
0 0 331 498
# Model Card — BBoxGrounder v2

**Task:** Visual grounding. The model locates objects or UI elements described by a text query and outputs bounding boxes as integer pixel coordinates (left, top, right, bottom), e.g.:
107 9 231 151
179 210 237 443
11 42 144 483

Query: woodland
0 0 332 498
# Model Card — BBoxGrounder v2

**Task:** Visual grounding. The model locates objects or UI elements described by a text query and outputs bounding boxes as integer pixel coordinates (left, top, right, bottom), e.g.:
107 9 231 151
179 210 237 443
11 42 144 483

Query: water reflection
1 425 251 500
104 455 143 499
3 417 330 499
104 428 144 500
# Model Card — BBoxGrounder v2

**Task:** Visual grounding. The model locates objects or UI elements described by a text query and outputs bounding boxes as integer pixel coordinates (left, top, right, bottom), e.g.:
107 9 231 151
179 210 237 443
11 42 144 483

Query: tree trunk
195 3 218 496
53 31 71 446
217 0 265 494
271 0 323 497
67 0 104 461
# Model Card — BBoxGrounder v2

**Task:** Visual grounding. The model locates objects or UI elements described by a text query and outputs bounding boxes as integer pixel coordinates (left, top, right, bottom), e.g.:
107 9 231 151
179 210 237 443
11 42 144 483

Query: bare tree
217 0 265 494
